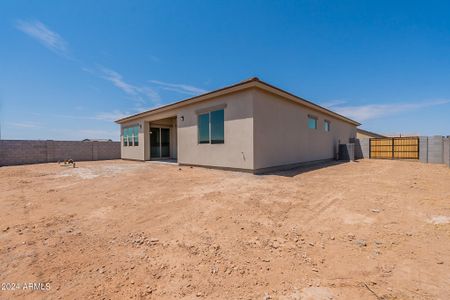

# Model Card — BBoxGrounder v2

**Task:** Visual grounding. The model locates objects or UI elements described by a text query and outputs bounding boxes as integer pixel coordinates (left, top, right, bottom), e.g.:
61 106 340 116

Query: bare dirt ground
1 159 449 299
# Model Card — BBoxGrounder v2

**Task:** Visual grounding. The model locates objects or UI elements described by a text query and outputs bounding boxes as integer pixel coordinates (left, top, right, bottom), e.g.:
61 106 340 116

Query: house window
128 134 133 146
123 125 139 146
198 109 224 144
133 126 139 146
324 120 331 132
308 115 318 129
123 128 128 146
210 109 224 144
198 113 210 144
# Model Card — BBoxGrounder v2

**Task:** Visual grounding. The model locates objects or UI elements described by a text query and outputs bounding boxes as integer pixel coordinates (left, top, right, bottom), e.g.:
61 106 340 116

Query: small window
123 128 128 146
210 109 224 144
198 113 210 144
198 109 225 144
308 116 318 129
324 120 331 132
123 125 139 146
133 126 139 146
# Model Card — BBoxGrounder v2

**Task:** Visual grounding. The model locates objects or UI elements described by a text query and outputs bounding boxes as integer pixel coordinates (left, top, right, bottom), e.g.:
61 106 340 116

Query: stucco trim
179 163 254 173
121 158 146 162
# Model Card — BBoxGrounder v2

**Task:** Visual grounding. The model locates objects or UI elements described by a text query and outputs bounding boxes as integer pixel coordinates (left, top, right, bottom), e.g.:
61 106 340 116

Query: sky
1 0 449 141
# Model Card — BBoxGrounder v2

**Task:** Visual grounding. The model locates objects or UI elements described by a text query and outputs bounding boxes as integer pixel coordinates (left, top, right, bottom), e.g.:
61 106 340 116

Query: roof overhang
115 77 361 126
357 128 386 138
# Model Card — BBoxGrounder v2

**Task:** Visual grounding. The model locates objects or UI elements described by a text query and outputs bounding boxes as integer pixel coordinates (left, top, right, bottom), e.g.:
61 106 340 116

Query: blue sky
1 0 449 140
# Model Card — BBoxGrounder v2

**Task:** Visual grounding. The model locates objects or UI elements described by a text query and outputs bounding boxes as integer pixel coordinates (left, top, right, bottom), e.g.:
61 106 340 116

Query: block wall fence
1 138 448 168
355 136 450 167
0 140 120 166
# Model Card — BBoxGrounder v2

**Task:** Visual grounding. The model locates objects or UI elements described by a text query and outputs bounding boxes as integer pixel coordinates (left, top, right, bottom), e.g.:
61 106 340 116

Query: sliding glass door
161 128 170 157
150 127 170 159
150 128 161 158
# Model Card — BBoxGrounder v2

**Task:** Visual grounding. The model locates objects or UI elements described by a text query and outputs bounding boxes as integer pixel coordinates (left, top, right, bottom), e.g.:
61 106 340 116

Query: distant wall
0 140 120 166
419 136 450 165
419 137 429 163
357 136 450 168
443 137 449 166
354 138 370 159
446 137 450 168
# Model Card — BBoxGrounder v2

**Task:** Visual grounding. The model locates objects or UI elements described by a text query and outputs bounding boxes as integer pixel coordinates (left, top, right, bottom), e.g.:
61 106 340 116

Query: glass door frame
150 126 171 159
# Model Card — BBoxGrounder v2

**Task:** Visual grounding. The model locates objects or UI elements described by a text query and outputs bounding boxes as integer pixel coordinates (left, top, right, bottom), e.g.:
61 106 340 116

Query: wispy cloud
15 20 69 57
12 19 205 134
8 121 41 129
87 66 160 104
94 110 129 122
329 99 450 122
149 80 208 96
99 67 139 96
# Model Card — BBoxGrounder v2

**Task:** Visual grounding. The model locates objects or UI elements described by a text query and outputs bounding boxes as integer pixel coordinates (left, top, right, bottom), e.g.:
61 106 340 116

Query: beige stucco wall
356 131 385 139
253 89 357 170
121 113 179 161
357 132 372 139
120 89 254 170
120 120 146 160
177 89 254 170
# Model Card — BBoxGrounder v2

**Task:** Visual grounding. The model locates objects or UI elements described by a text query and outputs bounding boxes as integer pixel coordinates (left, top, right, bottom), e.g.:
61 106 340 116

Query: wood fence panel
370 137 419 159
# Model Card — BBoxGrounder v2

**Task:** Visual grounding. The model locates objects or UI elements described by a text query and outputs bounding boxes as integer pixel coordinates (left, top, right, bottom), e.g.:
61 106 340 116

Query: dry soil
0 159 449 299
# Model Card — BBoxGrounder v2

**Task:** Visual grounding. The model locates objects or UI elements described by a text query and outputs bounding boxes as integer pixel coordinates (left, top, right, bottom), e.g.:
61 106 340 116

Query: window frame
197 109 225 144
198 113 210 144
123 125 139 147
324 120 331 132
210 109 224 144
133 126 139 146
123 128 128 147
307 115 318 130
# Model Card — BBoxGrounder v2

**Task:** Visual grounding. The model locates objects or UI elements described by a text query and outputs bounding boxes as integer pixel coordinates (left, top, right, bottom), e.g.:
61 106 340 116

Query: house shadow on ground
260 160 356 178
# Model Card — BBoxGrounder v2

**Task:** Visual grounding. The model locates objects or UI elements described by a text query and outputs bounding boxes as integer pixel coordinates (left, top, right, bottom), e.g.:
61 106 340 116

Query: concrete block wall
448 138 450 168
0 140 120 166
428 136 444 164
419 136 449 165
443 137 449 167
94 141 121 160
357 136 449 167
417 136 450 167
355 138 370 159
419 136 429 163
0 140 48 165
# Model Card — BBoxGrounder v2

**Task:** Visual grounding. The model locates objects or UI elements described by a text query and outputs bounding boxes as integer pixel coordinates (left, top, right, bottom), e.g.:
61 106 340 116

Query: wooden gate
370 137 419 159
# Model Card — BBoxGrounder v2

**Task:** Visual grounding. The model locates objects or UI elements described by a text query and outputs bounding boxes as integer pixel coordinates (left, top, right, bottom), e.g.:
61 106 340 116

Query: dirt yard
0 159 449 299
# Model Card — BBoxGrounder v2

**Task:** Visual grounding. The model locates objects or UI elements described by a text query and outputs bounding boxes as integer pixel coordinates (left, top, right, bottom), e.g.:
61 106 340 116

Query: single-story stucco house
115 77 360 173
